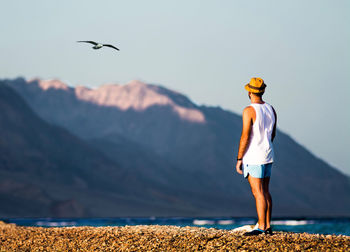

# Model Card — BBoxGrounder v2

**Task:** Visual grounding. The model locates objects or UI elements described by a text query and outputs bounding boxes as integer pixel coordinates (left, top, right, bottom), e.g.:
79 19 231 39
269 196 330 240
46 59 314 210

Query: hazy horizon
1 0 349 175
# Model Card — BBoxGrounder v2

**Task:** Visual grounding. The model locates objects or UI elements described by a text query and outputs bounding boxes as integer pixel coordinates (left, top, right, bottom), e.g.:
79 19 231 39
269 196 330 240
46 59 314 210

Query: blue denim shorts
243 163 272 179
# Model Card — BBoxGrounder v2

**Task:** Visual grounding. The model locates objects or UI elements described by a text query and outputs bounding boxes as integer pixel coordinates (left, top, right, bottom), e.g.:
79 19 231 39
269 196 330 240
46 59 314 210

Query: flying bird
77 41 120 51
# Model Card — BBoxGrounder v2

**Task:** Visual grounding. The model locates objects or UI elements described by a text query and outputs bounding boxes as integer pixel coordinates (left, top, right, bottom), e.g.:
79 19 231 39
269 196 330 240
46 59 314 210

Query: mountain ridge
2 77 350 217
27 78 206 123
0 82 208 217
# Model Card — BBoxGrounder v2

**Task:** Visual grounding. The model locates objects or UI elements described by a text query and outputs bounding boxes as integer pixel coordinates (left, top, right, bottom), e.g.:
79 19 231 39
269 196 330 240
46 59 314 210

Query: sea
5 217 350 236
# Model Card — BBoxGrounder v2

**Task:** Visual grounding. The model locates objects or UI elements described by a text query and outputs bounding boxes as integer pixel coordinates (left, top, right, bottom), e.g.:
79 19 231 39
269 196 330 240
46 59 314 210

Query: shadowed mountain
3 77 350 217
0 82 216 218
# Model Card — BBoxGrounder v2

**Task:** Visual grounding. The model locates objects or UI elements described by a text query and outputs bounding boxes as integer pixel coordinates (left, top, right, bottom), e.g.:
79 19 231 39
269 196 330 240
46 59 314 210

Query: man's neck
250 96 264 104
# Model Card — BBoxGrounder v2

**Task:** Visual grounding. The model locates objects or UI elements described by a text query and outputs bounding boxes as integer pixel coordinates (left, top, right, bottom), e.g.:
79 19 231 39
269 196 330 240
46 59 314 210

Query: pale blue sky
1 0 349 174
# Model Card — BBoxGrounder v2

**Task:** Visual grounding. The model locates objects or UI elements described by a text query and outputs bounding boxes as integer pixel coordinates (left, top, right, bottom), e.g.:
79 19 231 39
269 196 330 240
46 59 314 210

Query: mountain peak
14 78 206 123
9 78 205 123
74 80 206 123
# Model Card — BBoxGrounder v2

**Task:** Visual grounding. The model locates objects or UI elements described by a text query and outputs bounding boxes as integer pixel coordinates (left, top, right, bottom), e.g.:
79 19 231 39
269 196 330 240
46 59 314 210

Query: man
236 77 277 236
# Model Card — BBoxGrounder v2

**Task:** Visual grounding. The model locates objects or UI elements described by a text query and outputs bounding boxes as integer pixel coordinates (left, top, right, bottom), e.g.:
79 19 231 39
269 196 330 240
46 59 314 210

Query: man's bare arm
237 106 254 159
235 106 254 174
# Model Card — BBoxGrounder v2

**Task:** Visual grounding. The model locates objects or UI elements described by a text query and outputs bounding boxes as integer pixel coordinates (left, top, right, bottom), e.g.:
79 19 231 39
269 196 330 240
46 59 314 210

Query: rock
231 223 258 233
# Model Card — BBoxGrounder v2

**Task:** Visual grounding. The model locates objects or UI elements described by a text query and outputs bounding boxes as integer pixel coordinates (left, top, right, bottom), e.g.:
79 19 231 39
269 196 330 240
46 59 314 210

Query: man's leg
263 177 272 229
247 175 267 230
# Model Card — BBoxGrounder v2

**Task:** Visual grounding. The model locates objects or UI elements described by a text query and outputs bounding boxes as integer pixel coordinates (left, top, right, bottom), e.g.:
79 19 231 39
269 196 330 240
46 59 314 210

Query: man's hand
236 160 243 174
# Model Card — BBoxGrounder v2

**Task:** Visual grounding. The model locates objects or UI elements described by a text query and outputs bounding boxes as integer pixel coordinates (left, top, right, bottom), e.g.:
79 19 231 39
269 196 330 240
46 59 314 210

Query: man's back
243 102 275 165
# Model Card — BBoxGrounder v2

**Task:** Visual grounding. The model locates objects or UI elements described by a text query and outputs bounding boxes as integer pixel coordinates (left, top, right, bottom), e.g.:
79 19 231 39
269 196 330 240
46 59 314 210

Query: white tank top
243 102 275 165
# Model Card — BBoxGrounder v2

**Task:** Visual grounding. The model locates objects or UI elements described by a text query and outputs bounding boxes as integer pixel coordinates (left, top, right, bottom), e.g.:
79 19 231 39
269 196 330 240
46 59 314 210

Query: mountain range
1 77 349 217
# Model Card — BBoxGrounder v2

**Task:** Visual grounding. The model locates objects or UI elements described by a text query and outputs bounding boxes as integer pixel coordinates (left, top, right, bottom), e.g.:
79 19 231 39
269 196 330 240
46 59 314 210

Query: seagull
77 41 120 51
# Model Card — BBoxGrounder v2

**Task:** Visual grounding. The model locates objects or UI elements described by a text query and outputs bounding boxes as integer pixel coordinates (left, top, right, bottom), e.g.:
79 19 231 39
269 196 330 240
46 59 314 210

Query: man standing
236 77 277 236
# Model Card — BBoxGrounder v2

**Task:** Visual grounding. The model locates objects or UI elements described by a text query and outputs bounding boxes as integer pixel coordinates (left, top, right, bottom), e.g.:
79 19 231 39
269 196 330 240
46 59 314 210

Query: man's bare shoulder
243 106 255 116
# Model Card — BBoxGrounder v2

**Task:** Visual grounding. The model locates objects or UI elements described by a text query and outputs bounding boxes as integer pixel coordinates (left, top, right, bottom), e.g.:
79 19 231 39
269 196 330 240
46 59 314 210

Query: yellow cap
244 77 267 93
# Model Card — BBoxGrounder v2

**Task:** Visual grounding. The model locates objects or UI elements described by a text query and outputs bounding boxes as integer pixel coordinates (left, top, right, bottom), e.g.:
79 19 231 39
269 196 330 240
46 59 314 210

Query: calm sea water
5 217 350 236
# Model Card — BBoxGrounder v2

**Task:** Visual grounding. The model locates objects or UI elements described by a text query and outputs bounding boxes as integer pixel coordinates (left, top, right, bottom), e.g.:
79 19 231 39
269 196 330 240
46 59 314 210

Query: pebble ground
1 221 349 251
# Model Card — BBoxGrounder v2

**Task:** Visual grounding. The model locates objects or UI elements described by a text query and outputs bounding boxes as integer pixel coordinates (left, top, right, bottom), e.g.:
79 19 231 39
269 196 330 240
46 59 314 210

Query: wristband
237 158 242 161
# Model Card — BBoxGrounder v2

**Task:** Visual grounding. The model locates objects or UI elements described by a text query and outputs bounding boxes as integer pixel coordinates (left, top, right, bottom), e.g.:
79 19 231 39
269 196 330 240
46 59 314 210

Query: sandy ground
0 221 349 251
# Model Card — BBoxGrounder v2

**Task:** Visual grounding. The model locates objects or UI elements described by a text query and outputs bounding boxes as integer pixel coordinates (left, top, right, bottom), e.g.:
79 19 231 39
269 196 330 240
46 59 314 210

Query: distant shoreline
1 221 349 251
